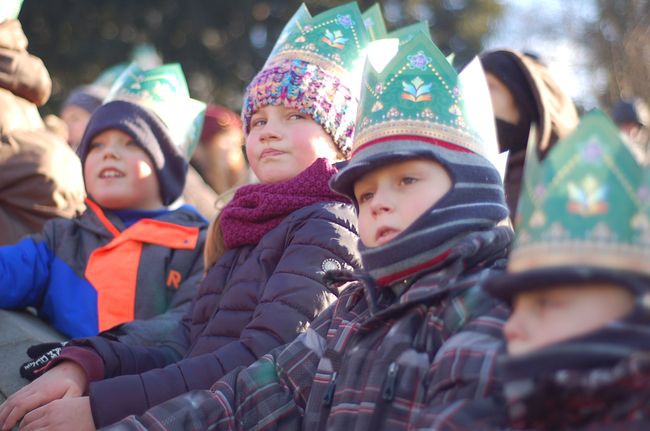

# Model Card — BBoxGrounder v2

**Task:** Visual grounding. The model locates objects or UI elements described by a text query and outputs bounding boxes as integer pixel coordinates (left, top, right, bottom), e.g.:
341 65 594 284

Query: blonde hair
203 187 238 270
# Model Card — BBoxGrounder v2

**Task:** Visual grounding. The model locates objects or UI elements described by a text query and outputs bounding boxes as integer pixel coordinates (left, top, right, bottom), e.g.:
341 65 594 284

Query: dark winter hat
485 110 650 301
612 98 649 127
242 2 379 157
480 50 538 129
61 84 108 115
77 100 187 206
330 31 509 286
480 49 578 157
200 104 242 143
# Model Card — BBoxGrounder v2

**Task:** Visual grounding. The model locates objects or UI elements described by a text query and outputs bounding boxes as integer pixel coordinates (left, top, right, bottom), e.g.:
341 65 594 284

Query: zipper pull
323 371 338 407
382 362 399 401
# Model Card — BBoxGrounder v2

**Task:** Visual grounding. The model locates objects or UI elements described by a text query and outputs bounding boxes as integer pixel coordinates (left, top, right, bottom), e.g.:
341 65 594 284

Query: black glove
19 341 67 381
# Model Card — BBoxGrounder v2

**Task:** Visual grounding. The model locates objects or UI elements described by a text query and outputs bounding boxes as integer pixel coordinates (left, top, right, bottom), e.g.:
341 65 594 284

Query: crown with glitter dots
508 109 650 275
264 2 376 90
104 62 206 159
350 29 497 162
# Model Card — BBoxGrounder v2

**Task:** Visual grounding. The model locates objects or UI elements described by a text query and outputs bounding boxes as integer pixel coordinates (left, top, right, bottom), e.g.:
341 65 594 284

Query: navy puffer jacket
71 201 361 427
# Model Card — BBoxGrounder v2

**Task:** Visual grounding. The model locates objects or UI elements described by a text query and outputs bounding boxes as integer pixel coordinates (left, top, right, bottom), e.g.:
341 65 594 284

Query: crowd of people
0 1 649 430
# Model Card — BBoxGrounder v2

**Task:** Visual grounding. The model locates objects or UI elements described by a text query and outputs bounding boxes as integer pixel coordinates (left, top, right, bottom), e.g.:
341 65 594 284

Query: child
0 63 207 342
483 110 650 429
103 28 514 430
0 3 370 429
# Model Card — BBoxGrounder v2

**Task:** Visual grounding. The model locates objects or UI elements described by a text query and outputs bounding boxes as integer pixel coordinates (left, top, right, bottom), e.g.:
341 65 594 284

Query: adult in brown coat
480 49 579 224
0 18 85 245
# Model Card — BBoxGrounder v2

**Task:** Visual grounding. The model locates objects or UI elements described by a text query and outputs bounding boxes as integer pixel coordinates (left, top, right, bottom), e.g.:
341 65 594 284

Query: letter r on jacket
166 270 182 289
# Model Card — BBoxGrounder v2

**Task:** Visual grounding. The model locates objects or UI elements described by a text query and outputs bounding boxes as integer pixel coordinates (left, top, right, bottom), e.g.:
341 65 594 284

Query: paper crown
1 0 23 23
105 63 206 159
509 109 650 275
265 2 375 92
351 28 501 170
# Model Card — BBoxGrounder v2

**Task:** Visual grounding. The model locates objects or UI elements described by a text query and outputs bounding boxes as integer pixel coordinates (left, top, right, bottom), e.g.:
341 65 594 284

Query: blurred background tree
19 0 649 115
588 0 650 107
18 0 502 114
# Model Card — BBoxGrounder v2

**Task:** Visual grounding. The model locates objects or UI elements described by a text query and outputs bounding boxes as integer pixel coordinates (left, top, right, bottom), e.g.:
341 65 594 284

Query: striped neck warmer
335 138 509 287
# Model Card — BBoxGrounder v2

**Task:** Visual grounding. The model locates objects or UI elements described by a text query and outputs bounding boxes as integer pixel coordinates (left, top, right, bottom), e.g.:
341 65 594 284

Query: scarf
219 158 349 249
359 146 510 287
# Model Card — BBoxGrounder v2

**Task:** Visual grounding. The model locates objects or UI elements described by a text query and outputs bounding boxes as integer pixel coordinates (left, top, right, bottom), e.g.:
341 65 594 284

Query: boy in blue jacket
0 63 207 346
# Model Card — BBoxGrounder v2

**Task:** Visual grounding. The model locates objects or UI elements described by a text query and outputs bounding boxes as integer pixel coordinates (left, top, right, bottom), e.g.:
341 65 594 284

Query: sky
484 0 603 108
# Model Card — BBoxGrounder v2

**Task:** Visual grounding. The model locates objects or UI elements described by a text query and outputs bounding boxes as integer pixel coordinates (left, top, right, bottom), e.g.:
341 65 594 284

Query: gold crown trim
509 242 650 276
353 120 482 154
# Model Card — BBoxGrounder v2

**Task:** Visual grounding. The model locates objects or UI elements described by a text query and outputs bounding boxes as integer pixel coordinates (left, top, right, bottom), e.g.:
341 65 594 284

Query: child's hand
19 396 94 431
0 361 87 430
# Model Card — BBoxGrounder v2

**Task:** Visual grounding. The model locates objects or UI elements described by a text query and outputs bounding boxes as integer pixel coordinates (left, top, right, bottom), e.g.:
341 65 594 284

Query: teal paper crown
350 28 500 169
510 109 650 275
105 63 206 159
265 2 375 87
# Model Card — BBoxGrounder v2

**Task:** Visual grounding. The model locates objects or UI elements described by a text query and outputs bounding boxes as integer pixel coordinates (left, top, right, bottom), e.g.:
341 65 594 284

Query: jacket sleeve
89 204 360 428
101 298 341 431
408 294 510 430
106 229 207 355
0 236 52 309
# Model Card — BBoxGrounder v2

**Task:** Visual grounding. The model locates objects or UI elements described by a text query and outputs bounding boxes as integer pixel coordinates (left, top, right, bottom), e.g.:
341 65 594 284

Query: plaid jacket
498 316 650 431
105 227 512 431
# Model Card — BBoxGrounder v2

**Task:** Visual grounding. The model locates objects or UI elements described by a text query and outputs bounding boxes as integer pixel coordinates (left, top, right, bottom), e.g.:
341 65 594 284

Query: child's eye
537 297 563 311
251 118 266 128
288 112 305 120
88 141 103 151
400 176 418 185
357 192 374 204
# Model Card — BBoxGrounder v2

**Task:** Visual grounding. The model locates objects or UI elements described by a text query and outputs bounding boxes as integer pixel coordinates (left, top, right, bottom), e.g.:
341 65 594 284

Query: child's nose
503 312 525 346
370 189 393 215
101 143 120 159
259 120 281 142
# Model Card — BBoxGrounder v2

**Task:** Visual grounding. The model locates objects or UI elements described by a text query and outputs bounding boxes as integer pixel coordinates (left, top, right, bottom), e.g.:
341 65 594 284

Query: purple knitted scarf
220 158 349 249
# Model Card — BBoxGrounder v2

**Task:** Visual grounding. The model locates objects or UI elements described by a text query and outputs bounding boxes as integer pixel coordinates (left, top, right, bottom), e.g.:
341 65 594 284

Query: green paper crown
362 4 387 40
105 63 206 159
510 109 650 275
352 30 497 164
266 2 375 87
1 0 23 22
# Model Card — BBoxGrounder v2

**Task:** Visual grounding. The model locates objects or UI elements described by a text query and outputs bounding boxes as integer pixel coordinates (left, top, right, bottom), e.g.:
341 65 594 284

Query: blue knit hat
61 84 108 115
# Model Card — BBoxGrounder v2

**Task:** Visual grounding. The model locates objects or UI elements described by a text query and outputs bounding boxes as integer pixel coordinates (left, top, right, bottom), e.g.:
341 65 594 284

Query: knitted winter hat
485 110 650 301
330 30 509 286
242 2 379 157
77 100 187 206
61 84 108 115
200 104 242 143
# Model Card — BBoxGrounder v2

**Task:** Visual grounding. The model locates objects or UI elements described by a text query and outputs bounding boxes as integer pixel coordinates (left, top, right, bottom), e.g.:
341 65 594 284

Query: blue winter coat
0 199 207 341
